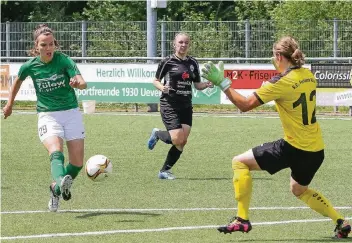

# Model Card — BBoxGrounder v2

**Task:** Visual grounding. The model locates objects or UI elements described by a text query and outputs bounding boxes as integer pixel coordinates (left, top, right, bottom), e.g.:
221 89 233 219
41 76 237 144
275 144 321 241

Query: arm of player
224 89 261 112
69 74 87 90
193 81 213 90
153 79 164 92
153 79 174 94
2 77 23 119
201 61 261 112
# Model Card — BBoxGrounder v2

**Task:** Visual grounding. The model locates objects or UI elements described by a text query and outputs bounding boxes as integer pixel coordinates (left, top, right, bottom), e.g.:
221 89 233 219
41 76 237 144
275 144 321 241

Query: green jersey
18 52 81 112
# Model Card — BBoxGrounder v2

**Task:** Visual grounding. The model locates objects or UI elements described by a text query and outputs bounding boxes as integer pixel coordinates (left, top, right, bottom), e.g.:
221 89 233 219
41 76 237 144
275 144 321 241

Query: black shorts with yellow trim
252 138 324 186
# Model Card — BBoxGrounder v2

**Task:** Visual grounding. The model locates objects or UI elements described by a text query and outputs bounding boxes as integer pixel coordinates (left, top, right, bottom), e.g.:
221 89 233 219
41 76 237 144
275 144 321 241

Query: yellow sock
232 161 252 220
298 188 343 223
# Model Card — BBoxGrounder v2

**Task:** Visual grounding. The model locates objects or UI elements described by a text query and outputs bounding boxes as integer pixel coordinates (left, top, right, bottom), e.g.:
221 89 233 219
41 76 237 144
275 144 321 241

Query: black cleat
217 216 252 234
334 219 351 238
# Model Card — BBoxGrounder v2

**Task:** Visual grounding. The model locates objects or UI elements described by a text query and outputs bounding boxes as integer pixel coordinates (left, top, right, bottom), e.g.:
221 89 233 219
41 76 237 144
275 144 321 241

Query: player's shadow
237 238 352 242
178 177 231 181
178 177 272 181
74 211 161 220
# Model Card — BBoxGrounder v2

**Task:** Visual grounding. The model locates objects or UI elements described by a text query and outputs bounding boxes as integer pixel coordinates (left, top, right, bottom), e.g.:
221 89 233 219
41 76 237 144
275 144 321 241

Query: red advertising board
224 70 279 89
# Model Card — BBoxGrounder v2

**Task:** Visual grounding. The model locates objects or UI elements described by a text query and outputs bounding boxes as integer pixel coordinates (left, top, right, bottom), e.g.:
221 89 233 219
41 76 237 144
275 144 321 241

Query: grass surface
1 113 351 242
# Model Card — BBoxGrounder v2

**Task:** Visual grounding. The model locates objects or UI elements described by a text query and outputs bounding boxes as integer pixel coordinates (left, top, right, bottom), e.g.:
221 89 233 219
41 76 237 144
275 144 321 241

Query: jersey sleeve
62 55 81 78
17 62 30 81
254 75 287 104
191 59 201 83
155 59 168 81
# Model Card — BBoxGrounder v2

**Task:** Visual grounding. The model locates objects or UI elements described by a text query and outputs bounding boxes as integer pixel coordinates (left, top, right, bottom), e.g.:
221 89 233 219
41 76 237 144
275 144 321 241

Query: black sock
156 130 172 144
161 145 182 171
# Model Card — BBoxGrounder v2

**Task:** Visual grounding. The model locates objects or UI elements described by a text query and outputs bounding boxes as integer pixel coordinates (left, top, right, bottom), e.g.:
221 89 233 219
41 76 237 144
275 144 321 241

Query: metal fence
1 20 352 63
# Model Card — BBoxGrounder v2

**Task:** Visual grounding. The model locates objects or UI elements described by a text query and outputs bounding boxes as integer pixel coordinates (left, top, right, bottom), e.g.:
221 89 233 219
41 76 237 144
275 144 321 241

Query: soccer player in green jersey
2 24 87 212
201 36 350 238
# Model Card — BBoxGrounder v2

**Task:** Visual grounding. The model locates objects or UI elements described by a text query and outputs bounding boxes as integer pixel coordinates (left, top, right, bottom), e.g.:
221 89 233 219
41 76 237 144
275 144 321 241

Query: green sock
50 151 65 195
65 163 83 179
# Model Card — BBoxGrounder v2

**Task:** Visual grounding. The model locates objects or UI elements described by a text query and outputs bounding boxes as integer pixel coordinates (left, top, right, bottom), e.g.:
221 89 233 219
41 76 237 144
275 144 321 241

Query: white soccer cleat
60 175 73 201
158 170 176 180
48 183 60 212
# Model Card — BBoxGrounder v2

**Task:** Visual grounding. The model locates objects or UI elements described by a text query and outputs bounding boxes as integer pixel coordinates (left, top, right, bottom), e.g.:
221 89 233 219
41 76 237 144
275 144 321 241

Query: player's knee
232 160 249 171
233 161 250 201
171 133 185 146
171 137 183 146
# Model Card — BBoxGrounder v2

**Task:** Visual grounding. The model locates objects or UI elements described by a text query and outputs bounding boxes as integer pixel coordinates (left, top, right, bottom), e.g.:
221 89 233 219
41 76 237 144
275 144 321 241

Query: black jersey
155 54 201 107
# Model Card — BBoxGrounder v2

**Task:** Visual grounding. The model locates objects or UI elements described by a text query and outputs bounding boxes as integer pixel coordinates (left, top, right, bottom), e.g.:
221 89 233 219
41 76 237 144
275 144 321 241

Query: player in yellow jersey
201 36 350 238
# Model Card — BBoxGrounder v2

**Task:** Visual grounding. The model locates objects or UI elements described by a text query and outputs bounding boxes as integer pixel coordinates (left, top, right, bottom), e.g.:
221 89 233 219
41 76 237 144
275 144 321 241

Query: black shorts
252 138 324 186
160 104 193 131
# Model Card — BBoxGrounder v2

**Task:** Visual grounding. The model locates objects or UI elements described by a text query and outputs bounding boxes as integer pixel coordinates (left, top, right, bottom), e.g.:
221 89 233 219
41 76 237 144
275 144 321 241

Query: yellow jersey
254 67 324 152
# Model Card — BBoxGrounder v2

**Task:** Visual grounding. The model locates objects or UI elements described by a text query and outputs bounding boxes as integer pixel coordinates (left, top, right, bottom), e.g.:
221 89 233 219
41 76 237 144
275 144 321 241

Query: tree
80 1 145 21
1 1 34 22
2 1 351 58
271 1 352 57
233 1 279 21
79 1 147 57
1 1 87 22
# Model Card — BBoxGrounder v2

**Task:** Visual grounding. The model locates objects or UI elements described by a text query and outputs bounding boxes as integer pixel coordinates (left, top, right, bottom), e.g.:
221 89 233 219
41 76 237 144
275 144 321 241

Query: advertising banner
224 69 279 89
311 64 352 88
3 62 350 107
334 90 352 106
3 63 221 104
75 82 220 104
0 65 10 99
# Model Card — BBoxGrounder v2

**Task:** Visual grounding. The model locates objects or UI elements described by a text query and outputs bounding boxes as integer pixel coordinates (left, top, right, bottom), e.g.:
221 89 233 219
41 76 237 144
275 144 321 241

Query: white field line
1 206 352 215
12 111 352 121
1 217 351 241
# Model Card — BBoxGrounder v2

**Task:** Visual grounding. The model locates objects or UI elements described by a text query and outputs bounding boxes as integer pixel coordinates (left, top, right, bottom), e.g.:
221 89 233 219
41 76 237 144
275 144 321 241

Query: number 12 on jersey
293 90 317 125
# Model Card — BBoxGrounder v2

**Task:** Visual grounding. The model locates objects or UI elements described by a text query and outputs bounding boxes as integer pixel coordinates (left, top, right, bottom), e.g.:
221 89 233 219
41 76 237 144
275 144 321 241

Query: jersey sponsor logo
181 71 190 80
171 67 178 71
177 81 192 86
176 90 192 95
37 74 64 82
37 74 66 92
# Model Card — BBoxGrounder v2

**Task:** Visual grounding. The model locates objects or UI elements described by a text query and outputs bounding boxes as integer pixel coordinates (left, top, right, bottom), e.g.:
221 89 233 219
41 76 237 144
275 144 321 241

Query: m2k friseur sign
224 69 279 89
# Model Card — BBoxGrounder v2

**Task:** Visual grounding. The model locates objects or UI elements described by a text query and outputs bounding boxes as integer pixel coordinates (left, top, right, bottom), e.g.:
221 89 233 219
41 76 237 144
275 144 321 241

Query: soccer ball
85 155 113 181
